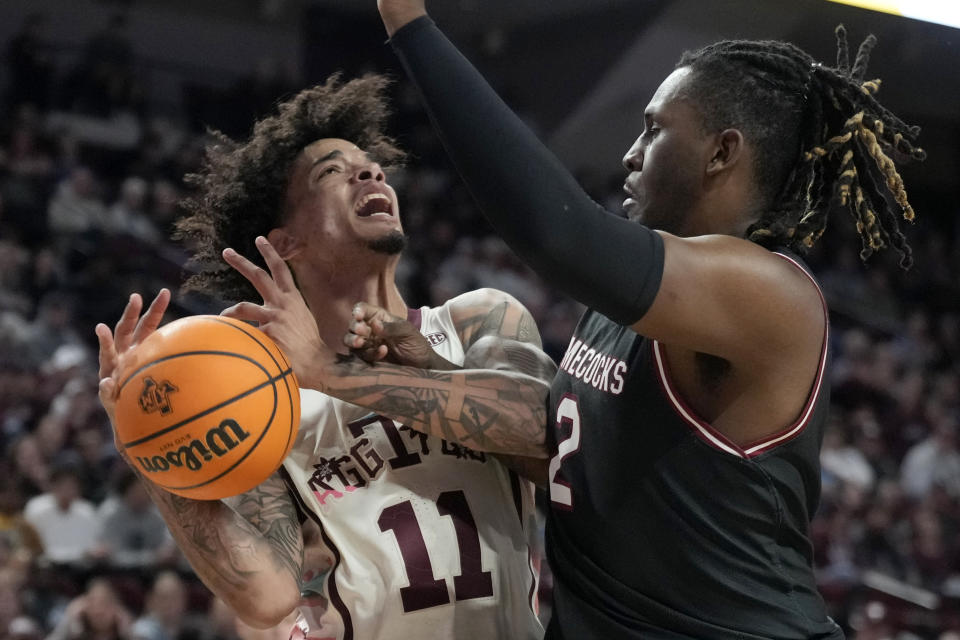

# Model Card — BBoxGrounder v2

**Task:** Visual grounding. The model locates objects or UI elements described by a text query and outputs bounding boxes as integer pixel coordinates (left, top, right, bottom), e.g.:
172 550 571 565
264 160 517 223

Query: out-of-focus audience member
130 572 201 640
901 415 960 500
45 578 131 640
46 167 107 236
91 472 175 571
23 467 98 568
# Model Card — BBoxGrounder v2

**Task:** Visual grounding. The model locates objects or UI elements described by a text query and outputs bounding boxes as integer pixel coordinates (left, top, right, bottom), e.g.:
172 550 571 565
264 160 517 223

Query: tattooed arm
95 291 303 630
138 472 304 629
320 289 556 460
452 289 555 483
311 352 550 457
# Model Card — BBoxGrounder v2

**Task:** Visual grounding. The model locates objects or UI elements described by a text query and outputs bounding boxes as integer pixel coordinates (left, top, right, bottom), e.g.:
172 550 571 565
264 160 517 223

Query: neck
688 189 759 239
293 260 408 353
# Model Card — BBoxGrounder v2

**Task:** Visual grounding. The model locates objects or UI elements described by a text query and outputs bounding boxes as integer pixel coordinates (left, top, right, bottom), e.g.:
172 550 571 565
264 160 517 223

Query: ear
266 227 303 260
706 128 746 176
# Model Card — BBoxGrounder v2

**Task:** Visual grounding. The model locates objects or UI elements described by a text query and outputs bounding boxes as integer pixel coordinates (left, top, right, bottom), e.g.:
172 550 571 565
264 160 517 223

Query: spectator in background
45 578 131 640
8 435 49 498
22 466 98 569
908 502 958 590
901 414 960 500
24 248 67 308
105 177 158 243
28 292 82 367
0 484 43 576
1 120 56 245
821 413 876 493
46 167 107 236
198 599 236 640
70 426 117 504
146 179 180 234
130 572 200 640
92 472 174 571
0 240 32 318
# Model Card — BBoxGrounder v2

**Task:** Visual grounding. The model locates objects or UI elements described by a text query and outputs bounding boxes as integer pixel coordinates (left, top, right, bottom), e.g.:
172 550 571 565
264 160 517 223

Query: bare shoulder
445 287 521 319
445 288 542 348
642 233 825 362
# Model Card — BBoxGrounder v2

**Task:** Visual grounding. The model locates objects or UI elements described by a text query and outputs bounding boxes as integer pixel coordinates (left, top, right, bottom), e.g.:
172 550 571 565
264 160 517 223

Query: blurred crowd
0 10 958 640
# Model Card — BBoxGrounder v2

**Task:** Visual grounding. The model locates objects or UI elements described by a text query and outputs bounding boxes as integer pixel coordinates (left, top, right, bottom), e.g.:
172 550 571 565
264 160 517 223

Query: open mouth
355 193 393 218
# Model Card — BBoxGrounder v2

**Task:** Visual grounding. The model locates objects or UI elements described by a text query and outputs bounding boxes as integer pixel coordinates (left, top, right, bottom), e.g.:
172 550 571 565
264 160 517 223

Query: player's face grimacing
284 138 405 257
621 67 715 236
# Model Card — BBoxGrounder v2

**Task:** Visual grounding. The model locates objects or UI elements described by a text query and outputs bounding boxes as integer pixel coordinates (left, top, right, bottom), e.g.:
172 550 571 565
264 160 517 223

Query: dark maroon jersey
544 252 844 640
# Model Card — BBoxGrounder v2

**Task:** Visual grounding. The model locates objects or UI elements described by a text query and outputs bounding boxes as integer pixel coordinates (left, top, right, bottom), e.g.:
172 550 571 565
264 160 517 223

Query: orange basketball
114 315 300 500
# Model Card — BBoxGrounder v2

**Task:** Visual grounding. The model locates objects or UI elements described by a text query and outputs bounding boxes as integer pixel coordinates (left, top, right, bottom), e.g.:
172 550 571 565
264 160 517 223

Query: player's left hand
346 302 453 369
221 236 334 386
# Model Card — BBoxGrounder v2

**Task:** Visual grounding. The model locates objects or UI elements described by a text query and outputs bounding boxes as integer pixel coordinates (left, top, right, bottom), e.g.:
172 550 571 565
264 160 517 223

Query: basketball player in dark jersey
360 2 926 638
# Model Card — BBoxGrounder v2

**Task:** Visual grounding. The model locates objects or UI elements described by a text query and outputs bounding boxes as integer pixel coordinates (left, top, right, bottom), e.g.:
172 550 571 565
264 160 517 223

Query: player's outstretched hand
96 288 171 452
221 236 334 387
377 0 427 36
346 302 454 370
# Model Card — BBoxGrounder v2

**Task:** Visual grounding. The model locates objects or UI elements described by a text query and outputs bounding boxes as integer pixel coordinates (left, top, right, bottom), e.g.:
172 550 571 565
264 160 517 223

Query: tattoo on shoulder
477 302 508 338
458 300 543 349
516 311 542 347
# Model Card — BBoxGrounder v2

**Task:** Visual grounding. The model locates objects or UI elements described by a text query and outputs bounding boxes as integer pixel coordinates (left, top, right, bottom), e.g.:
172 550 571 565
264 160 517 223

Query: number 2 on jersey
549 394 582 509
378 490 494 612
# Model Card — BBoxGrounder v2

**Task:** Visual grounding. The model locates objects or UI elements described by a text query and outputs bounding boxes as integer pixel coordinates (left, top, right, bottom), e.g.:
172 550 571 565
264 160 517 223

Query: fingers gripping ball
114 316 300 499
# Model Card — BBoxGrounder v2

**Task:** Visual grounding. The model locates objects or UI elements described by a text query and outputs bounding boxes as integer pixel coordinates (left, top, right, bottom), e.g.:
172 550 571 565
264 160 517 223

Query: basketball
113 315 300 500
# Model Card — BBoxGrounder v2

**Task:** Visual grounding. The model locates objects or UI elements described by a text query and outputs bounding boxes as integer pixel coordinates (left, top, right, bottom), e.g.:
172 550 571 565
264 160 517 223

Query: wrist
381 4 427 37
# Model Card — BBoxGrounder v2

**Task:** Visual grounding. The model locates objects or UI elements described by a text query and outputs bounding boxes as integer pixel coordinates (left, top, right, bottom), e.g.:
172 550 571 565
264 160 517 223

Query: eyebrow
310 149 344 167
309 148 376 170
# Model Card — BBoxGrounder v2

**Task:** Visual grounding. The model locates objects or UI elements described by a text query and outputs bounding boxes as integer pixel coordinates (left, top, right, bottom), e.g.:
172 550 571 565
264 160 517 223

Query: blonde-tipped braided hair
678 25 925 267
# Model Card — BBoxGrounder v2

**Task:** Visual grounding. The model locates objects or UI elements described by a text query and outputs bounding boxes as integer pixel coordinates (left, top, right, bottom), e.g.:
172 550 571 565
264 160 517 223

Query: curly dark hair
176 73 406 303
677 25 925 267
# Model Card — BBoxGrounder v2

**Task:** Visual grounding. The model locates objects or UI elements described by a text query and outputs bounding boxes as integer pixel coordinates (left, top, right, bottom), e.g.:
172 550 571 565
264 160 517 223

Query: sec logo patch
425 332 447 346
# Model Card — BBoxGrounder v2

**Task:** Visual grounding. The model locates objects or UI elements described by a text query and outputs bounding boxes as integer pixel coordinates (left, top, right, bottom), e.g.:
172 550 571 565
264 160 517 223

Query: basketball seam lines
208 318 299 457
160 371 283 491
121 369 294 448
118 349 271 392
207 318 298 459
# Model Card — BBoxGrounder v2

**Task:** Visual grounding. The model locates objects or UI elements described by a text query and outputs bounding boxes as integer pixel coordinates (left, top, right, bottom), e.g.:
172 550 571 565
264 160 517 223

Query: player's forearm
138 480 302 627
390 17 663 324
308 356 550 458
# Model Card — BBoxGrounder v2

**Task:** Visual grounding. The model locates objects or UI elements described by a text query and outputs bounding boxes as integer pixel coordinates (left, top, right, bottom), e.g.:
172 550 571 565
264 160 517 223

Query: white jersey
283 301 543 640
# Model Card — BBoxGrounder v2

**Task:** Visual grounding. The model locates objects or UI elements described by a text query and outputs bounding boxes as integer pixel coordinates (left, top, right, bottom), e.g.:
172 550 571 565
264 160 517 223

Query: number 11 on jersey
378 490 494 613
549 394 582 509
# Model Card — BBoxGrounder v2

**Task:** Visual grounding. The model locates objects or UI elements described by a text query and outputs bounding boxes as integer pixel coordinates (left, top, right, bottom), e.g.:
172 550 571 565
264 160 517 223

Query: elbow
235 582 300 629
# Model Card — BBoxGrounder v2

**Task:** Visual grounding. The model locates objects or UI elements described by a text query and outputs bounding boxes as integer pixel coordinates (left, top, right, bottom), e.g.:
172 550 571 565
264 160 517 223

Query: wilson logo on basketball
135 419 252 474
138 377 179 415
425 332 447 346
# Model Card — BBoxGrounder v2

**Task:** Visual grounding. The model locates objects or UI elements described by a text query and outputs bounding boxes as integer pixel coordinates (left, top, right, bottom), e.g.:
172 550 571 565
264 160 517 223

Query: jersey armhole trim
652 251 829 459
740 252 829 456
651 340 747 458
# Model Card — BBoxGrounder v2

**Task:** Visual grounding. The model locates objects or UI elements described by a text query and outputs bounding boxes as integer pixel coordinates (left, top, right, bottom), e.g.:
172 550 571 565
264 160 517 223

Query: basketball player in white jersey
95 75 553 639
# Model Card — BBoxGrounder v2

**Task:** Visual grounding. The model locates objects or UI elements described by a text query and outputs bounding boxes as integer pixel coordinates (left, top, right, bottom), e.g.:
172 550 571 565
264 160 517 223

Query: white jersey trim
652 251 829 459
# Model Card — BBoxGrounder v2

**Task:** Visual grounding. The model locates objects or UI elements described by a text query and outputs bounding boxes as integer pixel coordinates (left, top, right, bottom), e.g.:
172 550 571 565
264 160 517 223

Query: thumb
99 377 119 412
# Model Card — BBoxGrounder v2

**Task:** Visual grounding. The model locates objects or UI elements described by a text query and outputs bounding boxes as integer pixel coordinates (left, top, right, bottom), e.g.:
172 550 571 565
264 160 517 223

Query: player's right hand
95 289 171 453
377 0 427 36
